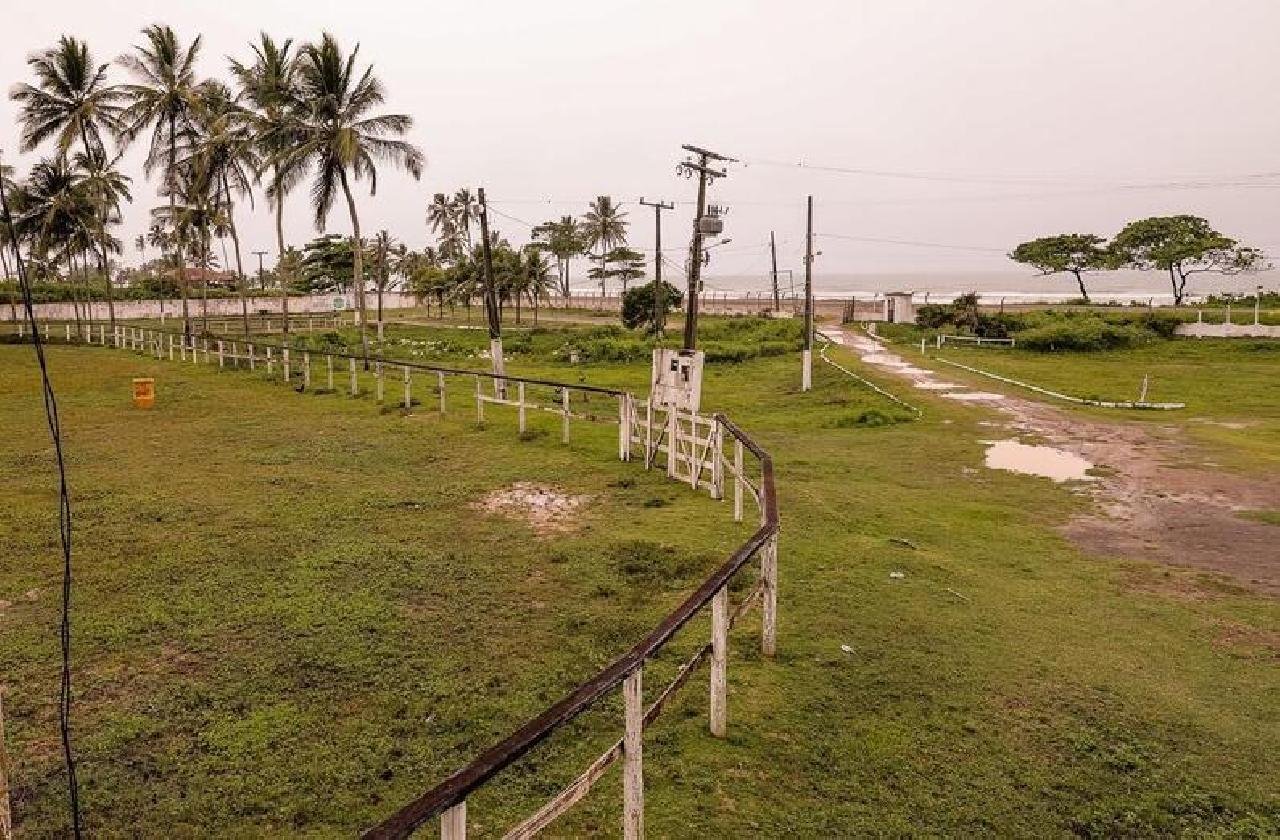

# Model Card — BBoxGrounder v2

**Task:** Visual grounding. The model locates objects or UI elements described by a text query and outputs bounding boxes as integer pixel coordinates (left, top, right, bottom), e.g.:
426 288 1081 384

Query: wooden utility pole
477 187 506 398
678 144 736 350
802 196 814 392
769 230 780 313
639 197 674 335
252 250 268 291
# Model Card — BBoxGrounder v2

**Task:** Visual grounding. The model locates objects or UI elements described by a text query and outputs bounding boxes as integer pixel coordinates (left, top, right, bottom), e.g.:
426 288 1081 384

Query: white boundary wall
0 292 420 322
1176 322 1280 338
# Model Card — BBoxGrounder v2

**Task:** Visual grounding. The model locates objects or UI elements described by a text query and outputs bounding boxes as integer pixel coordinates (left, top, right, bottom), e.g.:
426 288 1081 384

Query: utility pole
802 195 814 392
252 250 268 291
678 144 736 350
639 197 674 336
769 231 780 313
477 187 506 398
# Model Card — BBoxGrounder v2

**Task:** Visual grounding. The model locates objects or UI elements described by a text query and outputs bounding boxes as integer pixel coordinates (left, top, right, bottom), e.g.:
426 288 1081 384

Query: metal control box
650 348 705 414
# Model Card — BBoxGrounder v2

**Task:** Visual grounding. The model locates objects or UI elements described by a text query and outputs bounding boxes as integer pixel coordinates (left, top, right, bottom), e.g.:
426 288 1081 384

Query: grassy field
1 318 1277 837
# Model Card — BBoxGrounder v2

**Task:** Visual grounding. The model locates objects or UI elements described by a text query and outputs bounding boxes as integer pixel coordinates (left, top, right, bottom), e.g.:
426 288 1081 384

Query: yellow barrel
132 377 155 409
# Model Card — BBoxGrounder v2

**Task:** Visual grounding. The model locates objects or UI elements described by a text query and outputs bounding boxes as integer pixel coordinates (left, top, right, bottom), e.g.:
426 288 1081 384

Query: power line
817 232 1006 254
0 151 83 839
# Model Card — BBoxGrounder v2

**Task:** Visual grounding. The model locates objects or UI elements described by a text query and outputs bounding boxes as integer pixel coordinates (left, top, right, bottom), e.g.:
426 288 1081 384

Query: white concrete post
666 408 678 480
403 366 411 409
710 420 724 500
801 348 812 392
375 361 384 402
327 355 334 390
217 340 225 368
266 347 274 374
622 668 644 840
561 388 570 443
283 348 290 382
618 395 631 462
441 801 466 840
248 343 256 370
733 439 744 523
349 357 358 395
66 323 71 342
304 352 312 389
710 585 728 737
518 382 526 433
99 324 105 345
761 534 778 657
438 371 446 414
475 376 483 421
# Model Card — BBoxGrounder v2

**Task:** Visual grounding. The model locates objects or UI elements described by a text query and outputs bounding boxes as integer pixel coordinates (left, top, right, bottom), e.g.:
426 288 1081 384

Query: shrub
1015 318 1154 352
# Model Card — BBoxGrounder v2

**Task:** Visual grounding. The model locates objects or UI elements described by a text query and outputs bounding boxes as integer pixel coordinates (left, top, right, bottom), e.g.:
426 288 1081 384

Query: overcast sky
3 0 1278 290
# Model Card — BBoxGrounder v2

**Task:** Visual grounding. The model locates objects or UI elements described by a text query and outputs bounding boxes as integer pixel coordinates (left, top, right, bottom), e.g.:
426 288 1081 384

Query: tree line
1 27 665 349
1009 216 1266 304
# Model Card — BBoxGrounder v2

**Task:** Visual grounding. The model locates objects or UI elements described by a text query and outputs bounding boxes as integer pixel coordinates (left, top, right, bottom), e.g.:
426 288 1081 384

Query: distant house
185 268 240 291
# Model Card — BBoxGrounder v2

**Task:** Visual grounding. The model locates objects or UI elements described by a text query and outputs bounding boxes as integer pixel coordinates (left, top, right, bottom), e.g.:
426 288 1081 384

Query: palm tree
230 33 299 335
521 246 554 325
15 156 99 332
118 24 204 338
451 188 478 250
532 215 585 297
426 192 460 259
134 233 145 261
11 35 127 328
285 32 424 364
75 147 131 326
367 229 401 326
190 79 259 336
580 196 627 296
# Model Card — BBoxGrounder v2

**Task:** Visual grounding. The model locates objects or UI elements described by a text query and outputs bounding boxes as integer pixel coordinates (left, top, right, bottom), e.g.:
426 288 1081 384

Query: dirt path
828 328 1280 595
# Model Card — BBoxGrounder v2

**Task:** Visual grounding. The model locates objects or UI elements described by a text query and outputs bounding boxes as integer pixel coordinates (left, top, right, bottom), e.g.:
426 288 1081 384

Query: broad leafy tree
1111 215 1266 305
1009 233 1112 302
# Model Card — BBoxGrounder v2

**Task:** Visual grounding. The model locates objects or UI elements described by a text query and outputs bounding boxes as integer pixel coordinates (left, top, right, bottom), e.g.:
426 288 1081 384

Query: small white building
882 291 916 324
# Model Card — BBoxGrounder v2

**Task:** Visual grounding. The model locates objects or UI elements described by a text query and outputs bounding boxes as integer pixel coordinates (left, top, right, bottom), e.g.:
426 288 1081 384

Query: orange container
132 377 155 409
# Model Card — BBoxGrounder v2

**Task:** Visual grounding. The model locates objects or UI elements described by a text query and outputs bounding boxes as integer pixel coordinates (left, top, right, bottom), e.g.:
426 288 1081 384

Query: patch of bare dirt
835 328 1280 595
474 482 590 535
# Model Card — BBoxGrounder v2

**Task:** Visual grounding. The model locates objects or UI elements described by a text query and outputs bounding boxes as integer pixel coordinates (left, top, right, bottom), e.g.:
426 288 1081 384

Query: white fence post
762 534 777 657
475 376 483 422
283 348 290 382
710 585 728 737
349 357 358 395
733 439 744 522
248 343 256 371
711 419 724 500
561 389 570 443
441 801 466 840
327 355 335 390
438 371 446 414
403 366 411 409
375 361 384 402
217 340 224 368
518 382 526 433
303 352 312 389
622 668 644 840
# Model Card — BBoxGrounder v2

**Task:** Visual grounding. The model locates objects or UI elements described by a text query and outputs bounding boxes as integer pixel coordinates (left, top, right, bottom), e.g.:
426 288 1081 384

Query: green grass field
1 319 1277 837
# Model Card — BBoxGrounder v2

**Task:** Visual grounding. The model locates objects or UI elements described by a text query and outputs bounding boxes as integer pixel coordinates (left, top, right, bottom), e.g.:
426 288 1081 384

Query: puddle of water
984 439 1095 482
943 391 1006 402
915 382 964 390
861 354 907 365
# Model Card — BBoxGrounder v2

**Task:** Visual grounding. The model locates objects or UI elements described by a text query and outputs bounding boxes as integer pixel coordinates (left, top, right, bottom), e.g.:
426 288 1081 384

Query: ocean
573 268 1280 304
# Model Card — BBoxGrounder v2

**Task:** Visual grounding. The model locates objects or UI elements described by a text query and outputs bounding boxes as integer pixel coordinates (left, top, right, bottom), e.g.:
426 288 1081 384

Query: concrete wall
0 292 420 322
1175 322 1280 338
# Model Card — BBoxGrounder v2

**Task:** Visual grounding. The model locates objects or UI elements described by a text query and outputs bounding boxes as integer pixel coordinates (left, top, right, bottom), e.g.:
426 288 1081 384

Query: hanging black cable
0 155 83 838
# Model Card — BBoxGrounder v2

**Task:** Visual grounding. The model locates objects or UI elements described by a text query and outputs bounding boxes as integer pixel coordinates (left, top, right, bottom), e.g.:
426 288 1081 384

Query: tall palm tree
75 147 131 326
285 32 424 364
425 192 460 259
11 35 127 328
580 196 627 296
134 233 145 261
190 79 259 336
15 156 99 332
230 33 299 335
450 188 478 250
118 24 203 338
532 215 584 297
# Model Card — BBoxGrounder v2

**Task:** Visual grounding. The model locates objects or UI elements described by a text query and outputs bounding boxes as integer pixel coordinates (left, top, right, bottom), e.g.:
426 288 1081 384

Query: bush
1015 318 1154 352
833 408 908 428
572 337 649 362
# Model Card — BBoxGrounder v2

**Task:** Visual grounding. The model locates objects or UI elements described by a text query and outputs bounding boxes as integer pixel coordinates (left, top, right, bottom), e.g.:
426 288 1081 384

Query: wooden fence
5 319 780 840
